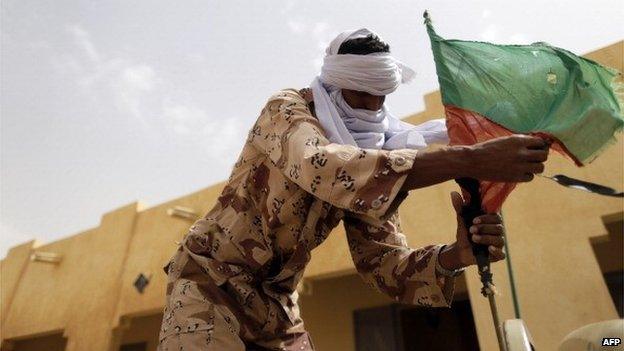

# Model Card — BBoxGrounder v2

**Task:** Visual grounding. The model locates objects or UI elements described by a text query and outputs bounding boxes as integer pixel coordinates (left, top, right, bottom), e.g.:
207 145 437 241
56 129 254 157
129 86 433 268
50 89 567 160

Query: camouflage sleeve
344 213 456 307
249 89 418 221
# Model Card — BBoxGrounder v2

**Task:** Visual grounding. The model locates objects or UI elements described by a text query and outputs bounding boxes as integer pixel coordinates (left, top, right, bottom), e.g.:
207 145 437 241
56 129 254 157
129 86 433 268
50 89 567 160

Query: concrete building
1 41 622 351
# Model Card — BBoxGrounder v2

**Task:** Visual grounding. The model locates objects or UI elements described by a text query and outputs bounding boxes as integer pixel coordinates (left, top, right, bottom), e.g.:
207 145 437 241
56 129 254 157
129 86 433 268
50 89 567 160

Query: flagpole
488 289 508 351
501 211 522 319
456 177 507 351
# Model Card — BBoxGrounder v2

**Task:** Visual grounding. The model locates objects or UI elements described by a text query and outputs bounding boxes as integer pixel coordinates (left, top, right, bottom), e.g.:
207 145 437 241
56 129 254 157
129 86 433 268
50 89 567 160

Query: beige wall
1 41 622 351
1 241 34 335
1 203 144 351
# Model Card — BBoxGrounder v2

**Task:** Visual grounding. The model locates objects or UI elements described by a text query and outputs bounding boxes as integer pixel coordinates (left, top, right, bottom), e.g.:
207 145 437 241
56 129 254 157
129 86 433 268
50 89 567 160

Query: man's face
341 89 385 111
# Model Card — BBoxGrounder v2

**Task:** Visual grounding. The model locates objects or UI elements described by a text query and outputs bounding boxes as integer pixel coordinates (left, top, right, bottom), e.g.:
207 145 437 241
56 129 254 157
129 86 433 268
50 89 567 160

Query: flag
425 11 623 212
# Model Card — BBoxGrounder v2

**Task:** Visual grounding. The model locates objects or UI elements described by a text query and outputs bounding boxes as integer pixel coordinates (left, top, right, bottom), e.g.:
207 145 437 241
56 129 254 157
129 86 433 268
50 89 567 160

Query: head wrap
320 28 415 95
310 28 448 149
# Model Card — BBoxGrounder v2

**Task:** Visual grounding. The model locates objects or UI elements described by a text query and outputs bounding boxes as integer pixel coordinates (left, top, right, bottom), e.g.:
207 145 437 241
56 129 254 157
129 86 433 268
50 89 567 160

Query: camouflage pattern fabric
157 88 456 350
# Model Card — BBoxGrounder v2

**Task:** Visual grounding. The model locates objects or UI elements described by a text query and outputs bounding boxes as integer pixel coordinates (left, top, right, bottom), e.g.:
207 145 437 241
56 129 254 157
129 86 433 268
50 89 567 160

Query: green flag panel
425 12 623 164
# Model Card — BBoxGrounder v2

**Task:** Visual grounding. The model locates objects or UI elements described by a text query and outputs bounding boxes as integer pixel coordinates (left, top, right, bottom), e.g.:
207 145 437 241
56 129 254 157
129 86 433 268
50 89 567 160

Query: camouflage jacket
166 88 456 329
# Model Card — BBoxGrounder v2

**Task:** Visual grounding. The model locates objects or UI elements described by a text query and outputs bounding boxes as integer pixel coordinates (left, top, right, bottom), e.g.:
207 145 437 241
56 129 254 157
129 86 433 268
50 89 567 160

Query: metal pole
501 211 522 319
456 178 512 350
487 290 508 351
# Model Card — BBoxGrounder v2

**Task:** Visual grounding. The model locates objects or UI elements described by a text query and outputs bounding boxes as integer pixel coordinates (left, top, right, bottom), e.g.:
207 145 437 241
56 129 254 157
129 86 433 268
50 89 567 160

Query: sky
1 0 622 259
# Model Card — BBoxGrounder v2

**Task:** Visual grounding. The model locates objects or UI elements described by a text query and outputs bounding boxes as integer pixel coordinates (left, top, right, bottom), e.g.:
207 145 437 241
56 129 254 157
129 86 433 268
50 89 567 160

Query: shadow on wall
590 211 624 317
1 332 67 351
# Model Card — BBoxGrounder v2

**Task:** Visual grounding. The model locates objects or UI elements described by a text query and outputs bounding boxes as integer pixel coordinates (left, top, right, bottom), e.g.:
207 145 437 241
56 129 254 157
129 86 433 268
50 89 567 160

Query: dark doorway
603 270 624 317
354 299 479 351
120 342 147 351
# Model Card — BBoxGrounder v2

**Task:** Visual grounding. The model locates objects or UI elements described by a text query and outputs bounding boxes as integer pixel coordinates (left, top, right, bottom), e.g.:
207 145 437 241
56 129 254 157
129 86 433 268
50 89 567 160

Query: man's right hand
402 134 551 191
467 135 550 182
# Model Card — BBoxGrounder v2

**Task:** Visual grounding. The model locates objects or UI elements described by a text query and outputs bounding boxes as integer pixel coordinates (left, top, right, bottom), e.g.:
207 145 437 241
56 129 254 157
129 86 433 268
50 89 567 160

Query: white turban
310 28 448 150
320 28 415 96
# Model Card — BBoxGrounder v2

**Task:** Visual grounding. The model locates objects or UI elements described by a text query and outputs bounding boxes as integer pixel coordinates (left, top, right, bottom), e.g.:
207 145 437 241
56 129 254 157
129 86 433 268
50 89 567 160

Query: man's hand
467 135 550 182
438 191 506 270
402 134 550 191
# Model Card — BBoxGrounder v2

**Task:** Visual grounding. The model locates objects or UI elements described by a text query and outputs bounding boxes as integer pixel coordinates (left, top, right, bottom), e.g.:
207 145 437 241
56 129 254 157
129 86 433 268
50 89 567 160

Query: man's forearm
401 145 473 191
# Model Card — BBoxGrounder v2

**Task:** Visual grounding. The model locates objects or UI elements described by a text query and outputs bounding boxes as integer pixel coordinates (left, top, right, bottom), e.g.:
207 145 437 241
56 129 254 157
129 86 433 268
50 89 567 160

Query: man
157 29 548 350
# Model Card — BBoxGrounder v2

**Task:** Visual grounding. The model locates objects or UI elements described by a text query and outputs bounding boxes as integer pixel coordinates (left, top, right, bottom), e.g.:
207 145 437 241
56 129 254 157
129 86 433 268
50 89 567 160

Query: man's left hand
439 191 507 270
